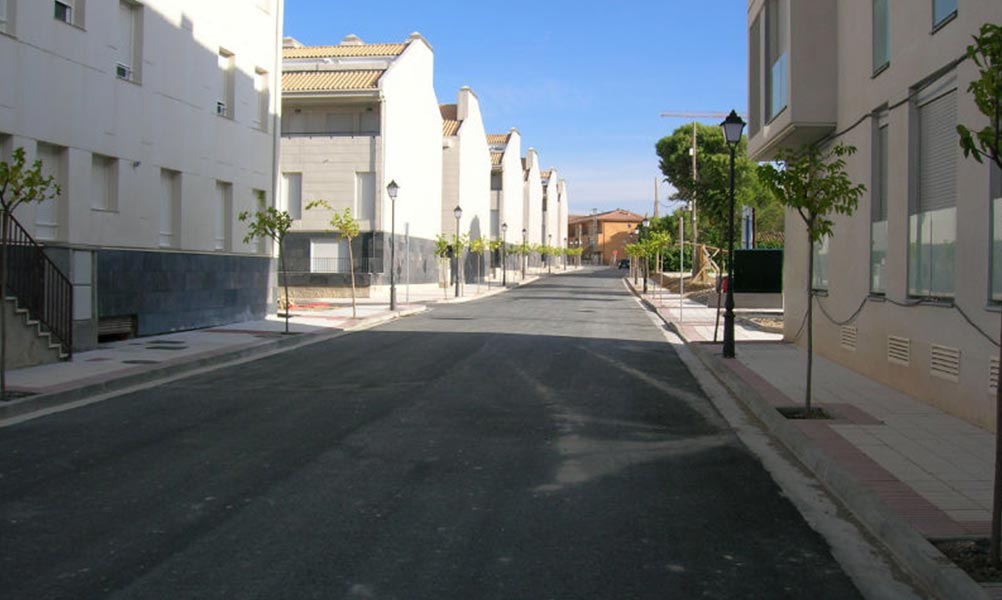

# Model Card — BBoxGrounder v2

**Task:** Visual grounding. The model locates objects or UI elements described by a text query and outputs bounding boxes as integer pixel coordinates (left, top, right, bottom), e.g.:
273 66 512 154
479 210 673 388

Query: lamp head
720 110 746 146
454 205 463 220
386 180 399 200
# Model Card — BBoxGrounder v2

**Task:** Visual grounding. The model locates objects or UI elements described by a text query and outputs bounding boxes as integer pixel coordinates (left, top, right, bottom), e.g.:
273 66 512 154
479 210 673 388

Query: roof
283 43 407 59
568 209 645 225
491 152 503 167
540 169 553 180
486 133 511 146
282 70 383 92
440 104 461 137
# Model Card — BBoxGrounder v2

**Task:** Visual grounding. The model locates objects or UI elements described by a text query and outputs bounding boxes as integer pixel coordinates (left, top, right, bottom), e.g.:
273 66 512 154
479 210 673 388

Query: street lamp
521 228 527 280
501 222 508 287
454 205 463 298
387 180 399 311
641 218 650 294
720 109 745 359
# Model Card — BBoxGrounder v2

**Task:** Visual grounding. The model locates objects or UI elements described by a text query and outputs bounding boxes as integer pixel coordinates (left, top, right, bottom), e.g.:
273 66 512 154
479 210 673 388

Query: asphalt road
1 268 862 599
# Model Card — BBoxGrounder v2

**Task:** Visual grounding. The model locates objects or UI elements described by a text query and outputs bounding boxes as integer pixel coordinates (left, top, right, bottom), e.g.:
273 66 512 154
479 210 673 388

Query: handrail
3 213 73 358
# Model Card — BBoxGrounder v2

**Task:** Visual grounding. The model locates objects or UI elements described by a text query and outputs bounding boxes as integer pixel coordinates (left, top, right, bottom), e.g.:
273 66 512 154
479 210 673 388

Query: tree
957 22 1002 567
759 143 865 416
469 237 489 293
656 124 783 254
306 201 361 318
435 234 451 298
0 148 59 398
239 204 294 334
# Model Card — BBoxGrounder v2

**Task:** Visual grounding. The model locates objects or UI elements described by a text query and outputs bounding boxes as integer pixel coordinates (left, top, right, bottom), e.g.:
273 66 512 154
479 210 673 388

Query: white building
557 178 570 251
279 33 443 291
522 148 544 246
440 88 491 242
487 130 524 246
747 0 1002 429
0 0 282 356
541 168 559 248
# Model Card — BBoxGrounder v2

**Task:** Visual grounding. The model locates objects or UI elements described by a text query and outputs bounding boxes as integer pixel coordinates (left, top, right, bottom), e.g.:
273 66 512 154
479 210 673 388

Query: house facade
279 33 442 292
0 0 282 352
522 149 543 246
440 88 491 242
747 0 1002 428
541 168 559 248
487 130 524 246
568 209 644 266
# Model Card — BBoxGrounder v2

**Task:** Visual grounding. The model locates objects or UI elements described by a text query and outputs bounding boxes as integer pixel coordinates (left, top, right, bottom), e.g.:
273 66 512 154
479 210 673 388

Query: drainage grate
887 335 910 366
840 326 857 351
990 356 999 392
930 344 961 383
122 359 161 365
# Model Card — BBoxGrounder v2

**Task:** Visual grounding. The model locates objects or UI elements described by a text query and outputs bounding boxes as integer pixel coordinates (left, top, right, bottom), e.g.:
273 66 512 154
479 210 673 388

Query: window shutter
917 90 957 214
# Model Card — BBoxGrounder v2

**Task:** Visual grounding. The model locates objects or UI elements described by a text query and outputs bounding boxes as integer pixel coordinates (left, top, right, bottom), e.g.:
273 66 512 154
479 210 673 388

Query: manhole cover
122 359 161 365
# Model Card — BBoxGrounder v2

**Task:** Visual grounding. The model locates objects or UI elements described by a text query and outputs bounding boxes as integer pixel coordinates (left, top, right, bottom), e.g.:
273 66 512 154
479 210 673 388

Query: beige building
0 0 282 356
568 209 644 266
747 0 1002 428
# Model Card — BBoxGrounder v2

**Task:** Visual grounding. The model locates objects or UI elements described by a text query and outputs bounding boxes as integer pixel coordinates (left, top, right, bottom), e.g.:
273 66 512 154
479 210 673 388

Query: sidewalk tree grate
122 359 161 365
776 406 833 420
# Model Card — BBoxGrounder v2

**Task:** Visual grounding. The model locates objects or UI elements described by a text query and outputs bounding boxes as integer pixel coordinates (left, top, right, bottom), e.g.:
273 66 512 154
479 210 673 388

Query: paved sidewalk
2 272 552 421
633 279 998 599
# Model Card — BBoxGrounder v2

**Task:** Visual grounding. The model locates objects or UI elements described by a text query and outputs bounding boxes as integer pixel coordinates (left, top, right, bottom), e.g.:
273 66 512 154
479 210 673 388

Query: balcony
747 0 837 161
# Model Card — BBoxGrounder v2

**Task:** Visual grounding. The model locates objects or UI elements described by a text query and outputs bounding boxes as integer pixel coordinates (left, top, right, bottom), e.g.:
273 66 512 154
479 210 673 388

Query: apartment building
0 0 282 356
487 130 524 244
568 209 643 266
541 168 558 248
747 0 1002 428
523 149 543 246
279 33 443 292
440 88 491 242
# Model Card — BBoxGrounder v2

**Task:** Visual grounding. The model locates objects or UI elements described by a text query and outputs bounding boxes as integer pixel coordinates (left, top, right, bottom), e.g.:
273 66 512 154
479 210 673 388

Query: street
1 269 862 599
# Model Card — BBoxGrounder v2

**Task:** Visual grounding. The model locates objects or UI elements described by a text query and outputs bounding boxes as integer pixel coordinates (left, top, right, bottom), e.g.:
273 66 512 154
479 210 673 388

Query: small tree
306 201 361 318
488 239 503 281
957 22 1002 567
435 234 451 298
0 148 59 398
759 142 865 416
239 205 294 334
469 237 488 293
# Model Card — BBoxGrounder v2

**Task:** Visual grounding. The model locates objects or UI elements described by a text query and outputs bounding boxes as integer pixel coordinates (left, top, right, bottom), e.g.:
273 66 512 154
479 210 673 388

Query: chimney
340 34 364 46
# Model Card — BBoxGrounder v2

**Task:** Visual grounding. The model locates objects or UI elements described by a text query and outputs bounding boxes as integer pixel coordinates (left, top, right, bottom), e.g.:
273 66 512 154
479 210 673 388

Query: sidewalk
631 277 998 599
2 272 548 421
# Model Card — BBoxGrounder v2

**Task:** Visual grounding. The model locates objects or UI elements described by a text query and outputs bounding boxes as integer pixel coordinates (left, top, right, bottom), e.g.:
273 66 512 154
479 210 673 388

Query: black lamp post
454 205 462 298
521 228 527 280
641 218 650 294
501 222 508 287
720 109 745 359
387 180 399 311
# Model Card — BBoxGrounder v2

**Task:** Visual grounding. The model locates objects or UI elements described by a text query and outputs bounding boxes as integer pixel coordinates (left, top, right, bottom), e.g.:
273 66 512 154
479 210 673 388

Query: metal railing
3 214 72 357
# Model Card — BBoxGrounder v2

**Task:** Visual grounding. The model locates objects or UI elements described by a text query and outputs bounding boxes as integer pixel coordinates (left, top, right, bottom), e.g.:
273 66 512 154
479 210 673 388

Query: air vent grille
990 357 999 391
887 335 910 366
840 326 858 351
930 344 960 382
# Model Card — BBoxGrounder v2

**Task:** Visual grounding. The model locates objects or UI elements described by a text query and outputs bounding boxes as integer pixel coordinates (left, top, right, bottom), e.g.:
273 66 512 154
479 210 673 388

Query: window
359 108 379 134
909 75 957 298
0 0 12 35
872 0 889 74
90 154 117 211
254 68 269 130
933 0 956 29
159 169 180 248
115 1 141 82
326 112 354 134
871 114 889 294
280 172 302 219
765 0 788 121
215 181 232 251
217 49 234 118
310 239 349 273
990 164 1002 301
35 143 65 241
54 0 83 28
812 236 830 290
356 172 375 222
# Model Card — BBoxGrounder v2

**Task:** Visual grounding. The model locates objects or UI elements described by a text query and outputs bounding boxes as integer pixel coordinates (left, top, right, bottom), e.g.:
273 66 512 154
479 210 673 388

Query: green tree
435 234 451 298
759 143 865 416
469 237 489 292
0 148 60 398
656 124 783 256
306 201 361 318
957 22 1002 567
239 203 294 334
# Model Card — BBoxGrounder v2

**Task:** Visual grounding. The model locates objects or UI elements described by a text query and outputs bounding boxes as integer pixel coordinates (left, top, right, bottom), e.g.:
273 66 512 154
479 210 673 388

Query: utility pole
660 111 746 276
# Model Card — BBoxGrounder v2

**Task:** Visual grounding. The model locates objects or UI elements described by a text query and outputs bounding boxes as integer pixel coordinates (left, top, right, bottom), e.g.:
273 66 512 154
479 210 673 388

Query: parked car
617 259 630 269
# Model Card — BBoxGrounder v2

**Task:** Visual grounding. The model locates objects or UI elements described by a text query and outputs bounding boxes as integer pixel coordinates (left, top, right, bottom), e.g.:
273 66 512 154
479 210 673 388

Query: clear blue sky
283 0 749 217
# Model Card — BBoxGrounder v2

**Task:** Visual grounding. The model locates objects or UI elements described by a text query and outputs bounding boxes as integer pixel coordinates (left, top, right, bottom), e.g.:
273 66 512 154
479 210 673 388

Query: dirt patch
934 538 1002 582
745 316 783 332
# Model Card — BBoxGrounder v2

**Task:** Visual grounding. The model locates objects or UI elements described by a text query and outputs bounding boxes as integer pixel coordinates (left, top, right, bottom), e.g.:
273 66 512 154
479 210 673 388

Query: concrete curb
0 306 426 422
625 276 988 600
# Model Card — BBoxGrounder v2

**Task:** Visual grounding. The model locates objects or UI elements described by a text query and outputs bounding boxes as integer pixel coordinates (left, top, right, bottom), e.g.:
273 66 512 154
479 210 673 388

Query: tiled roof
486 133 511 146
440 104 461 137
284 44 407 59
282 70 383 92
569 209 645 225
540 169 553 180
491 152 503 167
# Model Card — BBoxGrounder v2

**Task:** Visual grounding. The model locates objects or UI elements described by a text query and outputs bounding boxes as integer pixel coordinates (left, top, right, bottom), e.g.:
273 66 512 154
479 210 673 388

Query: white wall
500 130 523 242
543 167 559 247
523 148 543 245
0 0 281 255
380 34 442 240
557 179 569 248
455 88 491 241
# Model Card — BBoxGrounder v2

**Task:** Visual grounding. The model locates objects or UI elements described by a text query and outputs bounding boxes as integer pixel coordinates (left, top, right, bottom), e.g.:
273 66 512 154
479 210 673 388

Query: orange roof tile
284 44 407 59
282 70 383 92
568 209 645 225
440 104 461 137
486 133 511 146
491 152 503 167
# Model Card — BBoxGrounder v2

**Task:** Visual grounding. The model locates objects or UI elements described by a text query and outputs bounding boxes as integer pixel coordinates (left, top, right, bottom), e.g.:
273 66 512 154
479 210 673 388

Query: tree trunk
476 253 481 294
806 237 814 414
348 238 356 319
0 209 8 399
279 237 289 334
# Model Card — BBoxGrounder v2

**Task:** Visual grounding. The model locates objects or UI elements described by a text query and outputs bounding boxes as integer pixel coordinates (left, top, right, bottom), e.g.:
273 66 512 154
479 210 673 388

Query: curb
0 306 426 422
625 276 988 600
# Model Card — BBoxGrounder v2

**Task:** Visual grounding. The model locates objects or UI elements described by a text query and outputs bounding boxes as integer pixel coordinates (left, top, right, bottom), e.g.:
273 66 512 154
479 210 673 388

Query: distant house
746 0 1002 428
568 209 644 266
487 129 524 247
279 33 443 294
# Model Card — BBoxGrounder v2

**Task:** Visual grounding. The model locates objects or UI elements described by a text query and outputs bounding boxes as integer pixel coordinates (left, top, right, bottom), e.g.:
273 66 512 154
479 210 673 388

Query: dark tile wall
97 249 271 336
284 231 440 286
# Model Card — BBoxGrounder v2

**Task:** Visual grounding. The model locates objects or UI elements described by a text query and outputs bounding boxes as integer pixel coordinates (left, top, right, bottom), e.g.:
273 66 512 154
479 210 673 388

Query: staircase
3 213 72 366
